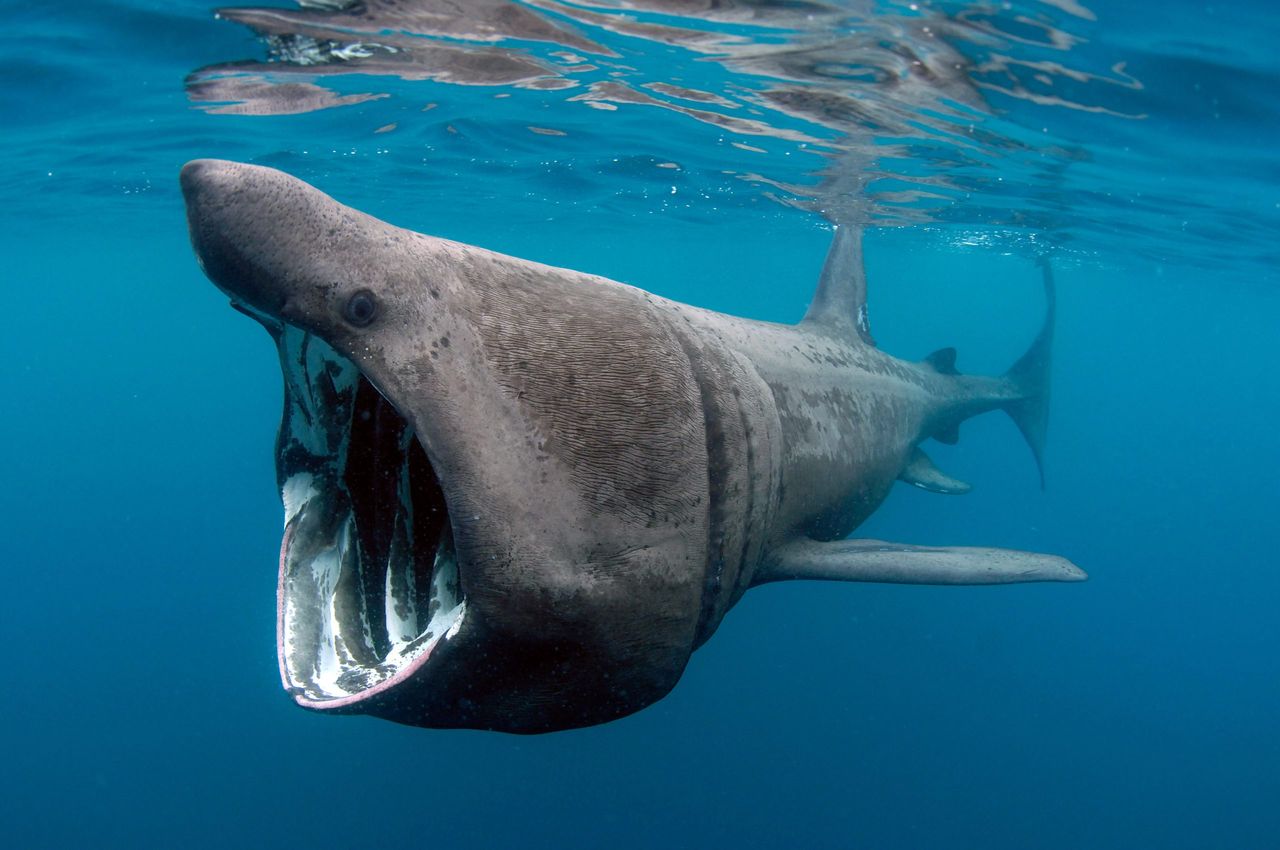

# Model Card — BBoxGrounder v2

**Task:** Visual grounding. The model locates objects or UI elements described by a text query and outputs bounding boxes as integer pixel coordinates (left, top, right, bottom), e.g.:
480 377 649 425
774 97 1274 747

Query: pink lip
275 519 296 696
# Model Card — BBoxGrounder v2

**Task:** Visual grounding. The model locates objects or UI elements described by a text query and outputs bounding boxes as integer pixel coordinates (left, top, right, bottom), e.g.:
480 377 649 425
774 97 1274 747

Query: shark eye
343 290 378 327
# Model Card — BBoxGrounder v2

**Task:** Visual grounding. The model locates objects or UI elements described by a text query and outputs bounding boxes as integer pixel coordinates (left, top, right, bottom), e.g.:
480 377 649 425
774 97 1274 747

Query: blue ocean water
2 1 1278 847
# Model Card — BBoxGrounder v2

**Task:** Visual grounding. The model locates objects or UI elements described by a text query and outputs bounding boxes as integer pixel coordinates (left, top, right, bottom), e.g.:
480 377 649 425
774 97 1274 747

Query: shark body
181 159 1083 733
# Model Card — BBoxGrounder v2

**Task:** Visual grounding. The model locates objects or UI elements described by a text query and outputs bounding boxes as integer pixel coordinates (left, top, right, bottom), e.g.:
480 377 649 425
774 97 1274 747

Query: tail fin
1002 260 1056 488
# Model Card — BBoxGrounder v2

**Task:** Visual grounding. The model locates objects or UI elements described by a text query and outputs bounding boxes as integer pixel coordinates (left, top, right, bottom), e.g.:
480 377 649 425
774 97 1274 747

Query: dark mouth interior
342 376 449 661
274 325 464 702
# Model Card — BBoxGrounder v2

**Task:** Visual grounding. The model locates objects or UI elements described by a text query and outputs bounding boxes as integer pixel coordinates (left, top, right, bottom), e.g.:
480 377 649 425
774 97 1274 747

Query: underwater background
2 1 1278 847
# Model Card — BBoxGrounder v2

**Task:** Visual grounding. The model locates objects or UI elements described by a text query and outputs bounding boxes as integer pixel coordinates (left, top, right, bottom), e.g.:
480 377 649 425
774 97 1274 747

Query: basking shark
181 159 1083 733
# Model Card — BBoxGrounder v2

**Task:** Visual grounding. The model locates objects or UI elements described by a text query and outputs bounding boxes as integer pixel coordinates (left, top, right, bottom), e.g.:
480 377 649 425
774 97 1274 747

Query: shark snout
181 158 303 316
179 157 235 198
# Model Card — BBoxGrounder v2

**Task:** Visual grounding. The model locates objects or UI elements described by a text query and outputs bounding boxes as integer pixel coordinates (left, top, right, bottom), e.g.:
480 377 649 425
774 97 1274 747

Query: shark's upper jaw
270 321 466 709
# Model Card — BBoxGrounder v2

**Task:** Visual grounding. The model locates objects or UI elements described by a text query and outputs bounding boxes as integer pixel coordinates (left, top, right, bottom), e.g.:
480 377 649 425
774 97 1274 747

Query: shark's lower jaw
271 324 465 708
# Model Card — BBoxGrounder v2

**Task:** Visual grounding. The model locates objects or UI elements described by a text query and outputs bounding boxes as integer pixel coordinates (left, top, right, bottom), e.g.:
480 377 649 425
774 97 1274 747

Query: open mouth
270 321 465 708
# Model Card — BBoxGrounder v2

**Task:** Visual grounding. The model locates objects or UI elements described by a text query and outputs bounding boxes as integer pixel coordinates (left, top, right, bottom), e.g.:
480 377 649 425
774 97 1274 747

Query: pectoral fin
754 538 1086 586
899 447 971 495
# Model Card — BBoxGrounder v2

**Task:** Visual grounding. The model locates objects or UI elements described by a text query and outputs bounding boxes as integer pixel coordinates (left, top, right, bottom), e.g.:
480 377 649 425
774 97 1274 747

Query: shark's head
181 159 712 732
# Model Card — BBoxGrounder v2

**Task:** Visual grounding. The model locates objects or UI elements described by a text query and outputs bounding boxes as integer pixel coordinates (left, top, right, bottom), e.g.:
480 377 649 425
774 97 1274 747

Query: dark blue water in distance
2 1 1278 847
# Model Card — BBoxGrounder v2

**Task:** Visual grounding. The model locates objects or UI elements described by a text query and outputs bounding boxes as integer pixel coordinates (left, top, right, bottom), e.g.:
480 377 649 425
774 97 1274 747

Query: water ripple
16 0 1276 281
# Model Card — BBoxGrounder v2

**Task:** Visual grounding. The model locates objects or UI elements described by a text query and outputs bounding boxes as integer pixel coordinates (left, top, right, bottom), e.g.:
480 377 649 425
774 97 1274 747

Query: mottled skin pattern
182 159 1082 733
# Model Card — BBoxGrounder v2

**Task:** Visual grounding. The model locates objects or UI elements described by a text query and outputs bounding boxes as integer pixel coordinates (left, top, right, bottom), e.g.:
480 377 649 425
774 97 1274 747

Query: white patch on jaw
384 553 419 648
311 547 341 693
281 514 350 696
384 430 419 648
426 535 464 641
380 529 465 673
282 473 317 528
443 604 465 641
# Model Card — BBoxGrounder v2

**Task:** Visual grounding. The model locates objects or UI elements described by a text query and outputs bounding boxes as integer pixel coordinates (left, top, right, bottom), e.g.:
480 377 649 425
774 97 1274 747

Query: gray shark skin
181 159 1084 734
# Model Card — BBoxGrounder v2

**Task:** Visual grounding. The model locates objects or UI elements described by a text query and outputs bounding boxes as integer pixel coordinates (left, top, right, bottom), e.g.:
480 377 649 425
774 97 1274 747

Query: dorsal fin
802 225 874 345
924 346 959 375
